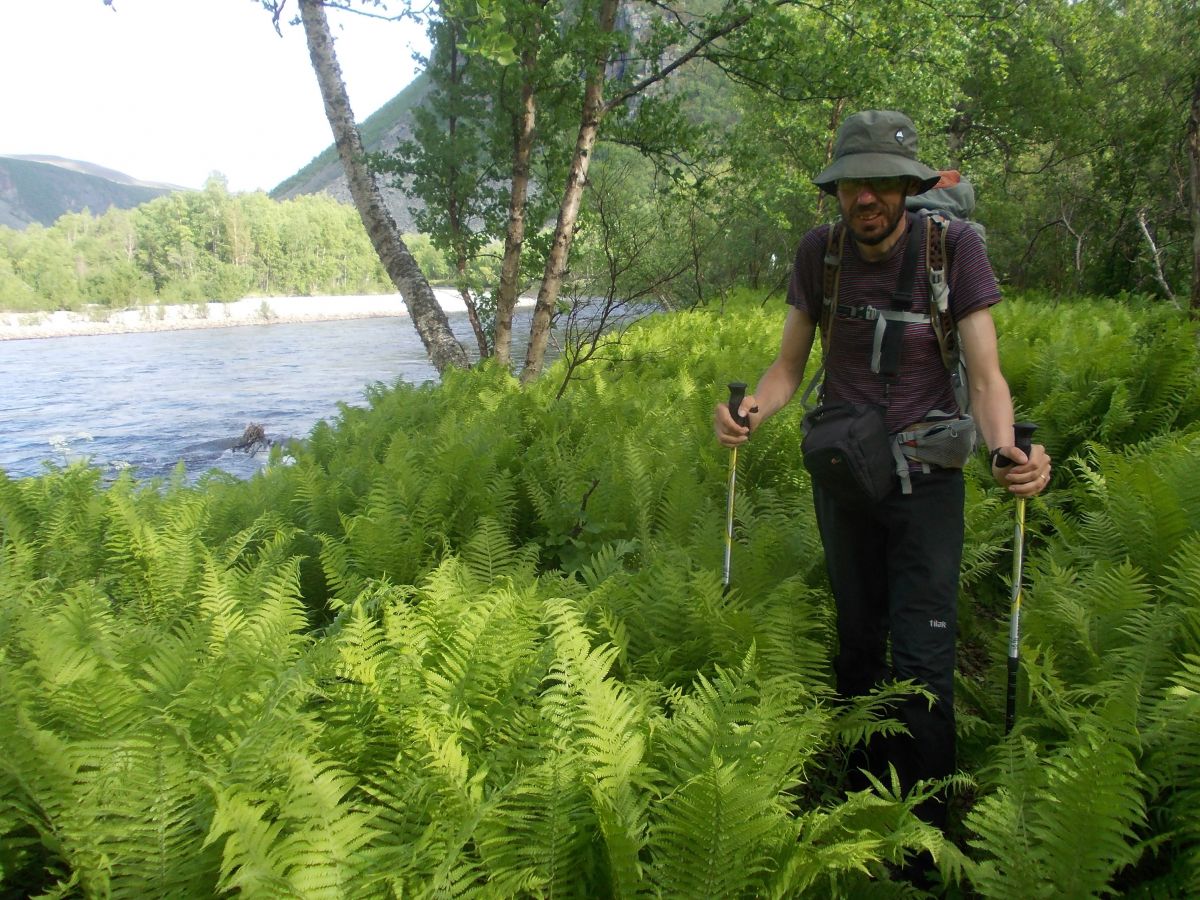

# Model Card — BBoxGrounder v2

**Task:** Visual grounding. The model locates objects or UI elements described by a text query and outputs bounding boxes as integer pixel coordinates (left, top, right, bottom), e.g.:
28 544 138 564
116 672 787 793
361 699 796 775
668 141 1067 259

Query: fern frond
1141 654 1200 895
207 754 375 899
1070 436 1200 578
205 786 293 897
476 743 595 898
421 587 518 732
827 681 932 753
769 777 959 897
459 516 539 588
1 698 219 899
316 530 369 606
654 650 821 794
649 752 793 897
965 727 1146 897
576 540 639 589
541 599 651 896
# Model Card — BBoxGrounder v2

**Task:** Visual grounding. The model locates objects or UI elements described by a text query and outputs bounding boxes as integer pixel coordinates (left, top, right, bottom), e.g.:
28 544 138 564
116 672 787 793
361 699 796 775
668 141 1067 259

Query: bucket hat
813 110 940 196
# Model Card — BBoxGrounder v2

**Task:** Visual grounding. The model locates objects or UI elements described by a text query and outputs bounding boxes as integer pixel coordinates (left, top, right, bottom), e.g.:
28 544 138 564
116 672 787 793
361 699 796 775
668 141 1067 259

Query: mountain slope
270 71 431 232
0 156 177 229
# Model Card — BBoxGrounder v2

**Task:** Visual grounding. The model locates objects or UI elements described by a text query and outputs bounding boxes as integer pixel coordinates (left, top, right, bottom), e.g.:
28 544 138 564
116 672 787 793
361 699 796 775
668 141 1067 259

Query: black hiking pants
813 468 964 830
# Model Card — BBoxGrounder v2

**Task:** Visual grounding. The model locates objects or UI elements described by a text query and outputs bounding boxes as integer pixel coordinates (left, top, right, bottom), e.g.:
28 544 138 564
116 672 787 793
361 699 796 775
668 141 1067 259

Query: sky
1 0 430 194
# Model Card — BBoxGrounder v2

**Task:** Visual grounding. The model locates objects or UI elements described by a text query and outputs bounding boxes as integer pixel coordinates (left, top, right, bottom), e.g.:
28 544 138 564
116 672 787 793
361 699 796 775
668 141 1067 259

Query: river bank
0 290 484 341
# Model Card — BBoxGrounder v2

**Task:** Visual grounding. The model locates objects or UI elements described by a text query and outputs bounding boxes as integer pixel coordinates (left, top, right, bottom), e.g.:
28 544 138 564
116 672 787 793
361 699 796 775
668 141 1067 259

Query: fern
1 648 219 896
647 653 818 896
476 742 594 898
541 599 652 897
1069 440 1200 577
1142 655 1200 894
206 754 375 898
650 753 793 896
3 293 1199 896
1136 537 1200 894
965 726 1146 897
769 772 963 897
419 583 528 748
459 516 539 588
653 651 817 789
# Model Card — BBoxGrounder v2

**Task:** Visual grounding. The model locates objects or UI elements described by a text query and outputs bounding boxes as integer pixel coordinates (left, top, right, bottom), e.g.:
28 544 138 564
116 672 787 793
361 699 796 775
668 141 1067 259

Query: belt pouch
801 402 896 503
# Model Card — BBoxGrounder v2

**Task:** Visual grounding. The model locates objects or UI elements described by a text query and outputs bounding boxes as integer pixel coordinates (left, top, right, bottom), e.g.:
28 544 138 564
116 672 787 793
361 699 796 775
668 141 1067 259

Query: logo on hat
894 129 906 144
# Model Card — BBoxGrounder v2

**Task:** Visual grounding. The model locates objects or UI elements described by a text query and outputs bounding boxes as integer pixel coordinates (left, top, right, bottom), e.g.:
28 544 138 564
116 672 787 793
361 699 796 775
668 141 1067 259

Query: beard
846 201 908 246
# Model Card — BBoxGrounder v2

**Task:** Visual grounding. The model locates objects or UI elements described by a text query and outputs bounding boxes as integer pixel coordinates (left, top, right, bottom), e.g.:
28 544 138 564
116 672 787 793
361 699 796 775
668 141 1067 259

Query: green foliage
964 729 1147 897
996 293 1200 463
0 179 394 312
700 0 1196 301
2 293 1199 895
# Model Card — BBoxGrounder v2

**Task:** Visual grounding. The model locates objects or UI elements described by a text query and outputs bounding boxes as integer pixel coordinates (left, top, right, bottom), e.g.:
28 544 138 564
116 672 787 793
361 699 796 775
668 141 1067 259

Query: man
713 110 1051 829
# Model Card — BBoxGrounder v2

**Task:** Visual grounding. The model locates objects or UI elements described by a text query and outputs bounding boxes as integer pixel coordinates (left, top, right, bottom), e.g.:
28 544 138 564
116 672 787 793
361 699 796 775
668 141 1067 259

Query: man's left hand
992 443 1052 497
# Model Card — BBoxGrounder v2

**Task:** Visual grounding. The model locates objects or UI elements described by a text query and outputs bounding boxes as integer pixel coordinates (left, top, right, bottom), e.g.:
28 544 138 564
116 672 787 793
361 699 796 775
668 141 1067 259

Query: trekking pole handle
727 382 750 429
994 422 1038 467
1013 422 1037 459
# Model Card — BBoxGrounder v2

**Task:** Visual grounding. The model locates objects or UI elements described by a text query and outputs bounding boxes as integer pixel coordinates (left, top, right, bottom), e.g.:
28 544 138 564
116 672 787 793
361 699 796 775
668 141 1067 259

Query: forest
0 182 442 311
2 0 1199 895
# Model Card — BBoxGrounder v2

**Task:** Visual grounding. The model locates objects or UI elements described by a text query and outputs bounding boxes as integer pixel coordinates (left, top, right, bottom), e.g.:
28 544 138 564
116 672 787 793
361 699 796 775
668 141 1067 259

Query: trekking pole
1005 421 1039 734
723 382 750 590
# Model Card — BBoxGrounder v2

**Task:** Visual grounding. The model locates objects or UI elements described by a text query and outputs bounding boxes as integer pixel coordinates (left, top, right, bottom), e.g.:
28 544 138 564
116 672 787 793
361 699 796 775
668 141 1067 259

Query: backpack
906 170 985 249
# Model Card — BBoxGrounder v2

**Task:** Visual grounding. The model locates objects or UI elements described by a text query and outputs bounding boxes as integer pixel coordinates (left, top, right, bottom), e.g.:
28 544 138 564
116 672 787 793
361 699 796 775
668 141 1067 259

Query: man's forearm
971 376 1017 454
749 306 816 427
753 359 806 422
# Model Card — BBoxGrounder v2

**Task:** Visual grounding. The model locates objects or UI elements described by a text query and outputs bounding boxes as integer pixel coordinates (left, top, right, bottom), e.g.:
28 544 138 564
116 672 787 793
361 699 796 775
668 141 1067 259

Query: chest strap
835 304 929 375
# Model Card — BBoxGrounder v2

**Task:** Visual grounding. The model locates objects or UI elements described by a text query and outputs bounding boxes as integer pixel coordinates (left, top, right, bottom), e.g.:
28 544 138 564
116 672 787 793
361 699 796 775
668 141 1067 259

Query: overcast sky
2 0 429 193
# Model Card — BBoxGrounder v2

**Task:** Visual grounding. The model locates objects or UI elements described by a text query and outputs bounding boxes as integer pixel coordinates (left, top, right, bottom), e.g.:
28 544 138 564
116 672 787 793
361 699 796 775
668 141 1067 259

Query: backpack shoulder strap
925 212 971 412
819 222 845 350
926 212 956 367
801 223 845 411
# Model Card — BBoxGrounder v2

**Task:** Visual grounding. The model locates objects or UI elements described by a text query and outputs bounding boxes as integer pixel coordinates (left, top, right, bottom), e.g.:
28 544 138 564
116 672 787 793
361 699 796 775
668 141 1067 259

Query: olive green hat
813 110 941 196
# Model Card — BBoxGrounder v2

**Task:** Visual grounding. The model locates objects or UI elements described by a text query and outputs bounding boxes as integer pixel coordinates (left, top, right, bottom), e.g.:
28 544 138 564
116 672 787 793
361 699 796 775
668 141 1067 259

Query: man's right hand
714 395 757 448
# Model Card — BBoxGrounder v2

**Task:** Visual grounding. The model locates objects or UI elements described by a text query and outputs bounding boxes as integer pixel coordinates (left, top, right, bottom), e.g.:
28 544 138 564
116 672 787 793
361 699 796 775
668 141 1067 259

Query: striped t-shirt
787 215 1001 434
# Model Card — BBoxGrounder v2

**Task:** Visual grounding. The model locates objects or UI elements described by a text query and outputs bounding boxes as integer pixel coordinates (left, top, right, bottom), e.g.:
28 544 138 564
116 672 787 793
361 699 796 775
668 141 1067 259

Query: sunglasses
836 176 909 194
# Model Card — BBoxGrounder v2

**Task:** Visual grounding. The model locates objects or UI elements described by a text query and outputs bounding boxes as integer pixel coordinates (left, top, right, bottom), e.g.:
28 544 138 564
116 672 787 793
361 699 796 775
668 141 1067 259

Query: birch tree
264 0 469 374
373 0 779 380
517 0 794 384
375 0 567 367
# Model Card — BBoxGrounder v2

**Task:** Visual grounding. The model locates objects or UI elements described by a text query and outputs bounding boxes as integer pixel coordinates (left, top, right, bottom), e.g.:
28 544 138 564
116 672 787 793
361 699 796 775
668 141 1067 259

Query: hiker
713 110 1051 830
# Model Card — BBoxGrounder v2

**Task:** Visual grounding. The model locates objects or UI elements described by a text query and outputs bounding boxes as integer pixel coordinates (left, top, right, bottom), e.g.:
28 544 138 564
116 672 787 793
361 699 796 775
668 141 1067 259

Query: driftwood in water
232 423 270 454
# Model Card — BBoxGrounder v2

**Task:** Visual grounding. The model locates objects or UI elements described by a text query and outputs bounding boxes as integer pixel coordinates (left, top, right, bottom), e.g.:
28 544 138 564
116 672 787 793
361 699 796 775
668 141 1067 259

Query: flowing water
1 305 528 482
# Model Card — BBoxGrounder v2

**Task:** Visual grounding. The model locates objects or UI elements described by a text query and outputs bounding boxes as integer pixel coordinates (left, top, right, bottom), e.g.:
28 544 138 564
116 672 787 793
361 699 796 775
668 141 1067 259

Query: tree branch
602 0 795 114
1137 209 1179 307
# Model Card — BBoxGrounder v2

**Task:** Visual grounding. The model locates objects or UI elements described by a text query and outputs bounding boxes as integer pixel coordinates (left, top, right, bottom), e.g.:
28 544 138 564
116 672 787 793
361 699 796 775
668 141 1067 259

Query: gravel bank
0 293 460 341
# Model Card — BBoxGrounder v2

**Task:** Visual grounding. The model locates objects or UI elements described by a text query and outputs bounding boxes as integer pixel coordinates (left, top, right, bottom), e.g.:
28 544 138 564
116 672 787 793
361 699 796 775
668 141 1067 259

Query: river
0 305 532 482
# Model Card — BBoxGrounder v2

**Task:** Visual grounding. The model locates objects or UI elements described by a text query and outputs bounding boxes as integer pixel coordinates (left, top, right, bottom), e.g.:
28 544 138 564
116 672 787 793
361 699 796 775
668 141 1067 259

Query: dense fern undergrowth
1 291 1198 897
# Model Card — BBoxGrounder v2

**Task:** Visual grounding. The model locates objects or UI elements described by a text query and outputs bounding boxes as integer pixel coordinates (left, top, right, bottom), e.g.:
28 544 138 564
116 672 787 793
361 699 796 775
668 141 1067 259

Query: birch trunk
513 0 763 382
520 0 620 385
493 44 540 367
298 0 468 373
1189 73 1200 314
444 26 489 359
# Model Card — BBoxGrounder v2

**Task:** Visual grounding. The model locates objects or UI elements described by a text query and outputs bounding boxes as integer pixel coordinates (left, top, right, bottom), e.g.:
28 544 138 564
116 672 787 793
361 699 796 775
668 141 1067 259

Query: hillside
0 155 177 229
270 71 431 233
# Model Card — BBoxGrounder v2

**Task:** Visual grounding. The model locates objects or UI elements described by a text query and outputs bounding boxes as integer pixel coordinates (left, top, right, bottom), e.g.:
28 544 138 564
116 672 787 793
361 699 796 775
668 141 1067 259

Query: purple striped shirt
787 216 1000 433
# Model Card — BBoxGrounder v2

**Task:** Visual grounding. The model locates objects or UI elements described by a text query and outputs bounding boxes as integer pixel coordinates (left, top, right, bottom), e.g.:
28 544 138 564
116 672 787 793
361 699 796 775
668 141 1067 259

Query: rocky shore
0 293 465 341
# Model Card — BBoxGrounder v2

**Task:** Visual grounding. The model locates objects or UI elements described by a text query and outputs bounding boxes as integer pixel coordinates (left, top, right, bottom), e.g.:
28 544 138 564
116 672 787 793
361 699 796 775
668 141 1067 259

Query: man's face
836 176 912 247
